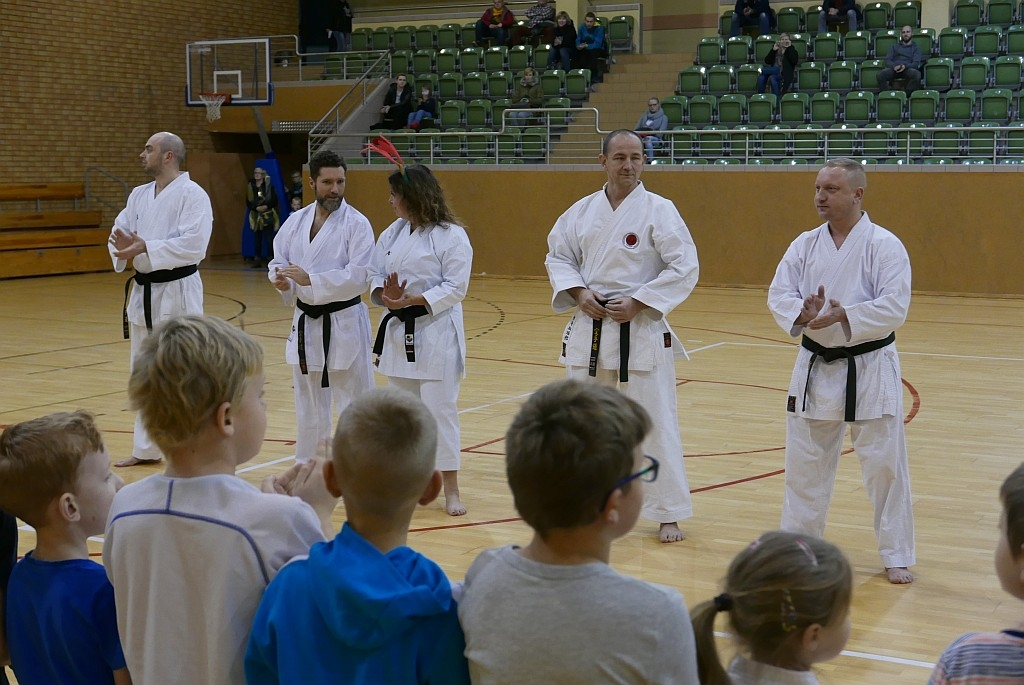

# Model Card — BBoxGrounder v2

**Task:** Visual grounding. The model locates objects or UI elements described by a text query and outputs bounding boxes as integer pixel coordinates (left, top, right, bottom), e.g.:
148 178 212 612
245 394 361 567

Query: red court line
411 517 523 533
691 469 786 493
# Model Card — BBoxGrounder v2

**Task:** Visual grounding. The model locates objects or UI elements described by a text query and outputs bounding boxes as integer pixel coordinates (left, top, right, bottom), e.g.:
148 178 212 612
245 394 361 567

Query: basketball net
199 94 227 122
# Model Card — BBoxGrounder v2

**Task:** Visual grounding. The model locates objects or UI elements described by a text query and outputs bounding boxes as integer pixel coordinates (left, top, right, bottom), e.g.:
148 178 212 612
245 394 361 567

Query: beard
316 195 342 213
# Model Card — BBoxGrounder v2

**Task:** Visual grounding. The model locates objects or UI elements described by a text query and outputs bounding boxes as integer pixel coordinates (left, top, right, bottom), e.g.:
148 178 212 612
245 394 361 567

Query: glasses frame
598 454 660 512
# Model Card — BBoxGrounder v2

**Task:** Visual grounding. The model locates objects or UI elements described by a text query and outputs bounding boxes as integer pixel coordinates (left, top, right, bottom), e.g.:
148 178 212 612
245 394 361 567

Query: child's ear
600 489 623 525
801 623 823 653
57 492 81 523
418 470 443 506
215 401 233 437
323 460 343 498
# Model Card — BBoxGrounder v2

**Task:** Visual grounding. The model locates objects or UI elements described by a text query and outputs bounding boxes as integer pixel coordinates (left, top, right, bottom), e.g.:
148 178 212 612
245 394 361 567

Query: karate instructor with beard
768 158 915 584
545 130 699 543
109 131 213 467
269 150 375 465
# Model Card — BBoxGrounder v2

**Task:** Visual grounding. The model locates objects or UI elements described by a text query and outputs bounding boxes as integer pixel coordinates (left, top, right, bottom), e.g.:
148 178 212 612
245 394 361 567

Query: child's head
290 196 302 211
329 387 439 517
128 316 265 459
692 531 852 682
0 411 122 535
504 379 651 539
997 463 1024 599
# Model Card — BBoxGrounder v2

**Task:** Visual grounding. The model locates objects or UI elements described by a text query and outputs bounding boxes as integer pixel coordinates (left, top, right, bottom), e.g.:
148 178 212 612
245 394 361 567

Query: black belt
297 296 362 388
801 332 896 422
373 305 429 364
122 265 199 339
589 317 631 383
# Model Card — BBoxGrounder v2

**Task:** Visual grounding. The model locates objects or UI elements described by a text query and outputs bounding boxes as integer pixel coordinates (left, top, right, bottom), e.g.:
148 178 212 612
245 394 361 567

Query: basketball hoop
199 92 230 121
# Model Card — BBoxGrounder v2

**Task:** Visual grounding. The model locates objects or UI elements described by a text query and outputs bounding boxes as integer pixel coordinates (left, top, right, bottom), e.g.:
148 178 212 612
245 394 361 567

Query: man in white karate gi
108 131 213 467
768 158 916 584
545 129 699 543
269 150 375 463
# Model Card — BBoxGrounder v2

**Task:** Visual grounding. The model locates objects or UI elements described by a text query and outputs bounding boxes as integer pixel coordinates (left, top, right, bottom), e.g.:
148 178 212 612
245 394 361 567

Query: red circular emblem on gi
623 232 639 248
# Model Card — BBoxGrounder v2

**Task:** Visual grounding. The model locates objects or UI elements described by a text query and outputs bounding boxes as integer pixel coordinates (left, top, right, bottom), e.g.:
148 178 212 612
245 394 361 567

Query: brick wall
0 1 297 187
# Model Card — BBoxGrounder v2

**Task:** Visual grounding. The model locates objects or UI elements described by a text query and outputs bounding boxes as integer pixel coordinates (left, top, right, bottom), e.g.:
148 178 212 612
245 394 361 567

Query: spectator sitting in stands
635 97 669 162
876 25 922 95
730 0 772 38
514 0 555 47
407 85 437 131
575 12 607 83
757 33 798 97
547 12 576 71
290 196 302 213
509 68 544 125
475 0 515 47
372 74 413 131
818 0 859 33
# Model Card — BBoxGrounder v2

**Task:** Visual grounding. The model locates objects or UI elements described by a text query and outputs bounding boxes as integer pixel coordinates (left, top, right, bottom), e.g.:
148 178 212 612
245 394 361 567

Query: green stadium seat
437 48 460 73
862 3 892 31
437 24 461 49
678 66 707 96
798 62 826 91
812 32 841 61
689 94 718 126
810 91 841 123
895 122 927 158
438 72 463 99
959 56 991 91
971 27 1003 59
707 64 737 95
761 124 792 157
908 89 941 122
698 37 725 65
938 27 968 59
932 122 964 157
892 1 922 28
719 93 748 124
965 121 998 158
859 59 886 90
862 123 894 157
793 123 824 158
987 0 1017 27
466 99 492 127
393 26 417 51
508 45 531 71
843 90 875 124
993 55 1023 90
737 64 763 93
843 31 872 60
943 88 976 122
414 25 438 50
876 90 908 122
726 36 753 64
662 95 688 125
780 92 809 124
828 61 857 93
952 0 983 28
777 7 805 33
979 87 1013 122
748 93 778 124
826 123 859 156
923 58 955 92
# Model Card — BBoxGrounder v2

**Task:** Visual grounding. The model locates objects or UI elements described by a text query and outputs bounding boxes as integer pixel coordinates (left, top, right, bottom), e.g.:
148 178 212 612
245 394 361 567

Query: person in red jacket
474 0 515 47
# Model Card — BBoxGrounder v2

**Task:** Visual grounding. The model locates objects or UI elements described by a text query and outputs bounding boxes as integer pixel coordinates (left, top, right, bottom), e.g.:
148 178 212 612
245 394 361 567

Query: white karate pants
566 352 693 523
130 323 163 462
385 342 463 472
781 413 916 568
292 357 373 463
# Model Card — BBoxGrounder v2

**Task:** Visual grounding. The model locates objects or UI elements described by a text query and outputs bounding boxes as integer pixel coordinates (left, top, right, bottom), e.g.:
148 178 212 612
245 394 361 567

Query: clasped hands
272 263 311 290
796 285 847 329
577 288 646 323
109 228 147 260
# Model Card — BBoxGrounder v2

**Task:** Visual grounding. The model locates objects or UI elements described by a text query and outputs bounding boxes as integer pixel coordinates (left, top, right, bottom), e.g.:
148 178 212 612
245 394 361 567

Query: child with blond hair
103 316 337 685
0 411 130 684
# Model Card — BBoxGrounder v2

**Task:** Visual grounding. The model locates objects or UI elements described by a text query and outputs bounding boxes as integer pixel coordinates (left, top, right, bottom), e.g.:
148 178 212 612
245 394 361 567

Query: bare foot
445 492 468 517
441 470 467 516
659 522 686 543
886 567 914 584
114 455 162 468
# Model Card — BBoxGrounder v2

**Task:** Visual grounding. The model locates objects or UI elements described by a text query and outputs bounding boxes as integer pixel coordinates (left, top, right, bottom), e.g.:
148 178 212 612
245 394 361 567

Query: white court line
713 632 934 670
458 390 535 415
711 341 1024 363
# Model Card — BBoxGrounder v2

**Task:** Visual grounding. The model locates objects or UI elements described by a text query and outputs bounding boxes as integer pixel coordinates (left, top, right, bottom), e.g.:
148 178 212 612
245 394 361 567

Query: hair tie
713 593 733 613
780 589 798 632
794 539 819 567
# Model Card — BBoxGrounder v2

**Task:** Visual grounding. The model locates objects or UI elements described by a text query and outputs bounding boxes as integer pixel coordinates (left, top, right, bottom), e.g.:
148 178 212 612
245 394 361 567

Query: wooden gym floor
1 265 1022 684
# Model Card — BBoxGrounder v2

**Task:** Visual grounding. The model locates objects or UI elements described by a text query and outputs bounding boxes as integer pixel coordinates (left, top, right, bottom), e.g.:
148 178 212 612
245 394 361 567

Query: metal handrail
84 167 129 214
307 52 393 159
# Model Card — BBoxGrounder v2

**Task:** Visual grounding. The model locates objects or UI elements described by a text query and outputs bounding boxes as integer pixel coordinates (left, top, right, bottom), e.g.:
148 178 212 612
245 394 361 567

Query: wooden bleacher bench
0 182 111 279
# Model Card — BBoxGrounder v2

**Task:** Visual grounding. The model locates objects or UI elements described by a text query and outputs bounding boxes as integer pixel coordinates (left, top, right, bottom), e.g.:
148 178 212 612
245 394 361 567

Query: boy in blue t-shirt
0 411 129 685
245 387 470 685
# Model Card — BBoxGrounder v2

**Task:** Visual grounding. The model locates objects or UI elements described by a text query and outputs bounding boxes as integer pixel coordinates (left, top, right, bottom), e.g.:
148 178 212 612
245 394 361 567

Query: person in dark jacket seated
371 74 413 131
730 0 772 37
757 33 799 97
818 0 859 33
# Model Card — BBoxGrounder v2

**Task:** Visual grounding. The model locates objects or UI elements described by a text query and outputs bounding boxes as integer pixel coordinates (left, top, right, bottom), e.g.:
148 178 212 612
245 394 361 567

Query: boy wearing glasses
458 379 699 684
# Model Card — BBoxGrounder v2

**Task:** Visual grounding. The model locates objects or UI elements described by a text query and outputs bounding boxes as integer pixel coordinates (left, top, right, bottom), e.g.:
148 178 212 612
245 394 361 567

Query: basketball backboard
186 38 273 106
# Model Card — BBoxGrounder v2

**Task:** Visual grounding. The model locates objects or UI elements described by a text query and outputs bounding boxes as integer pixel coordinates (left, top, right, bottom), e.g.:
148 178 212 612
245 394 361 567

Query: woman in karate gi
369 164 473 516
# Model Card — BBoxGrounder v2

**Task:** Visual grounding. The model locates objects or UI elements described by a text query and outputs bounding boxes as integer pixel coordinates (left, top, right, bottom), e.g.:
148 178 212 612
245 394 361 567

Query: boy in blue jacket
245 387 470 685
